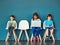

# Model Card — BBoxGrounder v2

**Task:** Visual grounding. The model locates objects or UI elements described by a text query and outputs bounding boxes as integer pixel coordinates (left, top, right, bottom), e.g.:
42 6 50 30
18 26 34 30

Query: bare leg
33 37 36 42
39 35 42 42
50 29 55 42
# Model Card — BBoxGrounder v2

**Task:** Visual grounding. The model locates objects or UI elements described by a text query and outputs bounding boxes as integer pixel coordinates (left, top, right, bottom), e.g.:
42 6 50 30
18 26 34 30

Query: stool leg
13 30 18 42
25 30 29 42
6 32 10 42
18 30 23 42
51 35 55 42
31 34 33 42
43 29 48 42
43 31 46 42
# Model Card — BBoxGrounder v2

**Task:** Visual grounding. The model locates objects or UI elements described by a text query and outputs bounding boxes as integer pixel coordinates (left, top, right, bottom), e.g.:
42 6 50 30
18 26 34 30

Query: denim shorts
45 27 54 30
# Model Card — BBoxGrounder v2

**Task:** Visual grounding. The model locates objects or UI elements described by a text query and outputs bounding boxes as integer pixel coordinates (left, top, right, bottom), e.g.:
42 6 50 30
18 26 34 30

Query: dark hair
32 12 40 20
47 14 52 18
10 15 15 20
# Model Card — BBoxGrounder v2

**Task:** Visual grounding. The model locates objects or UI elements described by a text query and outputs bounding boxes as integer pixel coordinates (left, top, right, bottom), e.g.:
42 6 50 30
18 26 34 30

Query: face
34 15 38 20
10 17 14 21
48 16 52 20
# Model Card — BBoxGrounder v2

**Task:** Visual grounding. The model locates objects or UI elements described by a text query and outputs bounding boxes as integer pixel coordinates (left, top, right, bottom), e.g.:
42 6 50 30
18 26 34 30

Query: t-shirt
6 20 17 29
31 19 41 27
8 20 17 26
43 20 53 29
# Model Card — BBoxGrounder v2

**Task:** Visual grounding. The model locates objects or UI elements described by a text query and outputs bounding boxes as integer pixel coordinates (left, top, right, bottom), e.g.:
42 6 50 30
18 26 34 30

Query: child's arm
39 19 41 28
49 21 55 28
46 21 54 29
13 24 16 28
38 19 41 28
12 21 17 29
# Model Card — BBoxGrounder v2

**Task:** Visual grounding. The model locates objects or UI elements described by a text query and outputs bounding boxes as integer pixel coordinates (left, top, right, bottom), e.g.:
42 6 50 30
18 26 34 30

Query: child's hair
32 12 40 20
10 15 15 20
47 14 52 18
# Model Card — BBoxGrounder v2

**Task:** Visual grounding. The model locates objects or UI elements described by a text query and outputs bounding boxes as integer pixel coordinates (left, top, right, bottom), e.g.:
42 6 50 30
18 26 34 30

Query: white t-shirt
31 19 41 27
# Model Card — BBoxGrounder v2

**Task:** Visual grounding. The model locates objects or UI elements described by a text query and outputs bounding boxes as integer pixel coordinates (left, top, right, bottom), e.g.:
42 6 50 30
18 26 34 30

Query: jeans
8 26 14 37
32 27 41 37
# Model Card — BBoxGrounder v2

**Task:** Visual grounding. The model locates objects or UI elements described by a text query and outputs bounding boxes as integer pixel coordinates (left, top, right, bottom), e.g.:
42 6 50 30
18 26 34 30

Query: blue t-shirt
44 20 53 27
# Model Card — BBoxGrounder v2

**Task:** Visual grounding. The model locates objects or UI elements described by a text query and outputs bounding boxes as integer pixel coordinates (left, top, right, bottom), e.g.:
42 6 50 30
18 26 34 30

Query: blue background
0 0 60 40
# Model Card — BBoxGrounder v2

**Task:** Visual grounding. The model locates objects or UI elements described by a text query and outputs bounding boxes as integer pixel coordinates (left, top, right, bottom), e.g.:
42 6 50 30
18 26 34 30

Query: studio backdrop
0 0 60 40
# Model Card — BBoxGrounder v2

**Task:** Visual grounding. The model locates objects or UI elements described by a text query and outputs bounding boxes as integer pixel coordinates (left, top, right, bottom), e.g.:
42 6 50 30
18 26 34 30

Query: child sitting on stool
43 14 55 42
6 15 17 42
31 12 42 42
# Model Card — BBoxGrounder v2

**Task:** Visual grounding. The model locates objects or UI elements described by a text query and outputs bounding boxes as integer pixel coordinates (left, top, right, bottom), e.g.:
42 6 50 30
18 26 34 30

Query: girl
31 12 42 42
43 14 55 42
6 15 17 42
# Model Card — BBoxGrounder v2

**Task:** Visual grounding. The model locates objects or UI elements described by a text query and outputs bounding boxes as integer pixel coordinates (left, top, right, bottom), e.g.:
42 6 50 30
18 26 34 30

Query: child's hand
12 24 16 28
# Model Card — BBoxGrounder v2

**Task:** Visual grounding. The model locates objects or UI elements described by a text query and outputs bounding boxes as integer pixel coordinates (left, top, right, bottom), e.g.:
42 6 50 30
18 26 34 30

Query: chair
18 20 29 42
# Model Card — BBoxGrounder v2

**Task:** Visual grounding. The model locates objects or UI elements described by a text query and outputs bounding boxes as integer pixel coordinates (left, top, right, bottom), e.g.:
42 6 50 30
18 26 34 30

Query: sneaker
50 36 52 40
46 36 49 38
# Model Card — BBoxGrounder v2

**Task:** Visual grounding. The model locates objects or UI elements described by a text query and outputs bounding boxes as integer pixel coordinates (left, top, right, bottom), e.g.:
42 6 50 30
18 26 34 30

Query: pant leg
8 27 14 37
32 27 36 37
36 27 41 37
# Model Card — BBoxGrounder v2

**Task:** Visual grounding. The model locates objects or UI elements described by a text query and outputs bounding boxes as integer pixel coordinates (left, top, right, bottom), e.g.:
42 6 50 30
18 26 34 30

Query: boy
43 14 55 42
